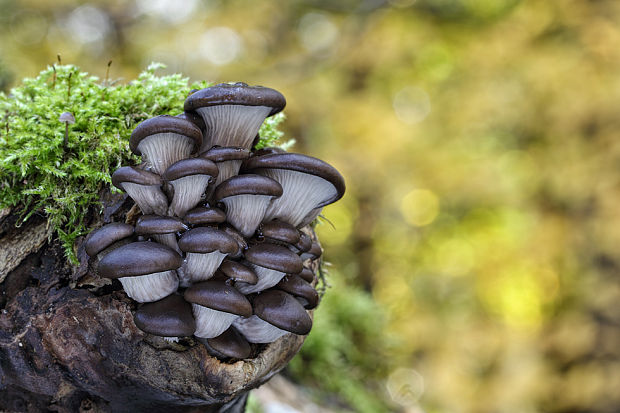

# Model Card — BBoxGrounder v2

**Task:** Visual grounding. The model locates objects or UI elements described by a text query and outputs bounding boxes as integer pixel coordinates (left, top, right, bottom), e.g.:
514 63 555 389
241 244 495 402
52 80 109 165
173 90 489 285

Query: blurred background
2 0 620 411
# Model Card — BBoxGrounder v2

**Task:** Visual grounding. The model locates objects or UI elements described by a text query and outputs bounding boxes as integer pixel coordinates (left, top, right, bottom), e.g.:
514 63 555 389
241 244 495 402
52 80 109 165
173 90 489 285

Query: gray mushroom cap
183 206 227 226
85 222 134 257
129 115 202 156
135 215 187 236
184 280 252 317
98 241 182 279
253 290 312 335
133 294 196 337
178 227 238 254
219 260 258 285
244 243 303 274
184 82 286 116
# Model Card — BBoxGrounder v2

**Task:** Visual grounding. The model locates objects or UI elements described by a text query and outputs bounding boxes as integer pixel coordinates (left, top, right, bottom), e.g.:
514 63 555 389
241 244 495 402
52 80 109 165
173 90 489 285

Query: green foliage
0 63 284 263
289 274 394 412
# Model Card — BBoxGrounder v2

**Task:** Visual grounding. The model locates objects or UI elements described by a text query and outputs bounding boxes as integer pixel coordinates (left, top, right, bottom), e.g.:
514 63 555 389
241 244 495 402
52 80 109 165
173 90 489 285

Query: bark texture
0 193 313 412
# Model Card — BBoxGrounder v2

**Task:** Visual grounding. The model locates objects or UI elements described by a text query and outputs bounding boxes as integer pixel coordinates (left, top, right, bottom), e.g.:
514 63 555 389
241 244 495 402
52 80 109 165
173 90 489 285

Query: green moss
0 63 285 263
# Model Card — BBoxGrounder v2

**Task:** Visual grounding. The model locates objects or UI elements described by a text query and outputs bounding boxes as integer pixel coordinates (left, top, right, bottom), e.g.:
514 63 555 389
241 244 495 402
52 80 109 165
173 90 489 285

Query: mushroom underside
259 169 337 227
119 270 179 303
221 194 273 238
137 133 196 175
233 315 289 343
214 159 244 186
151 233 181 254
192 304 240 338
196 105 271 149
182 251 228 284
121 182 168 216
235 264 286 294
168 175 213 217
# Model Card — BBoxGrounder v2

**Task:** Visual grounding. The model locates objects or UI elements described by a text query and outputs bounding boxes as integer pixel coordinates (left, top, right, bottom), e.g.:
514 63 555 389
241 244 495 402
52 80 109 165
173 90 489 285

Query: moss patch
0 63 285 263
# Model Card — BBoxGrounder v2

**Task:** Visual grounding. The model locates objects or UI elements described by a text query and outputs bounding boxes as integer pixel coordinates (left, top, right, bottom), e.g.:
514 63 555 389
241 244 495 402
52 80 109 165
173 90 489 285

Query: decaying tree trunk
0 192 313 412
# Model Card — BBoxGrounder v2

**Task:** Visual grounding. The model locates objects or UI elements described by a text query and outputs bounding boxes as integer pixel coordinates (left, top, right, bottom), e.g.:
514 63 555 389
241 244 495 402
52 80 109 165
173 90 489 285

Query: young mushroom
233 290 312 343
177 227 238 285
163 158 219 217
133 293 196 342
200 146 251 187
214 174 283 237
257 220 301 247
84 222 134 258
97 241 181 303
235 243 303 294
203 326 251 360
129 115 203 175
242 152 346 227
218 259 258 286
135 215 187 254
276 274 319 309
300 240 322 262
184 82 286 151
183 205 227 227
111 166 168 216
184 280 252 338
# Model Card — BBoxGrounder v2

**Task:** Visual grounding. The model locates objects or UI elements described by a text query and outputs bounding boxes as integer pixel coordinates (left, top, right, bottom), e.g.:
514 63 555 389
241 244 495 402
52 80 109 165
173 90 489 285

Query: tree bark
0 192 313 412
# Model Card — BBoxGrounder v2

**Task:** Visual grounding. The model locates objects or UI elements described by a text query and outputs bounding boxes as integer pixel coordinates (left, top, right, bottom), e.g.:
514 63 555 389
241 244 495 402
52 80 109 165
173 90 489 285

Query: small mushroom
98 241 181 303
133 294 196 341
184 280 252 338
220 224 247 260
59 111 75 148
203 326 251 359
233 290 312 343
300 240 322 262
111 166 168 215
183 206 227 227
200 146 251 187
235 243 302 294
214 174 283 237
135 215 187 254
130 115 202 175
276 274 319 309
184 82 286 151
84 222 134 258
163 158 219 217
242 152 345 227
257 220 301 247
177 227 238 285
218 259 258 285
292 231 312 254
298 267 315 283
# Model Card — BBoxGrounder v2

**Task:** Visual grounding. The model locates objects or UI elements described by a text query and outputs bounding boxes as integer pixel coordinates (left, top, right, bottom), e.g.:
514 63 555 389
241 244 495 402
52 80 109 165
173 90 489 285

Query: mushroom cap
111 166 162 189
98 241 182 279
133 294 196 337
176 111 206 133
205 327 251 359
84 222 134 257
184 280 252 317
276 274 319 309
135 215 187 236
59 112 75 124
253 290 312 335
242 153 345 207
244 243 303 274
220 224 247 259
214 174 283 200
298 267 315 283
178 227 238 254
129 115 203 155
219 260 258 285
163 158 219 182
303 241 323 260
183 206 227 226
251 147 286 157
184 82 286 116
200 146 250 162
294 232 312 254
258 220 301 245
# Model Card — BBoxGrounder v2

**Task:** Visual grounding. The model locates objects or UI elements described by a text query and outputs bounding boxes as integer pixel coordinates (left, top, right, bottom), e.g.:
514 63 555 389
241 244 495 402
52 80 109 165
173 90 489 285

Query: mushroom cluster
85 82 345 360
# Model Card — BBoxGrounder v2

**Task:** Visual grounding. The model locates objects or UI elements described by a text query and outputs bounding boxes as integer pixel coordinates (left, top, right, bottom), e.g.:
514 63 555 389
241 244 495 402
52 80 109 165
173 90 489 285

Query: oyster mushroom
203 326 251 359
163 158 219 218
84 222 134 258
200 146 250 187
184 82 286 151
242 152 345 227
135 215 187 254
218 259 258 285
130 115 202 175
184 280 252 338
235 243 302 294
214 174 283 237
183 205 227 227
98 241 181 303
257 220 301 247
276 274 319 309
177 227 238 285
133 293 196 341
111 166 168 215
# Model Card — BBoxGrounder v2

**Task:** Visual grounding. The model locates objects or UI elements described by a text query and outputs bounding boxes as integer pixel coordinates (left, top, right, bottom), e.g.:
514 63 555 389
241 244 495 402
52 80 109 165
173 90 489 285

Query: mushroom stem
182 251 228 284
235 264 286 294
221 194 273 237
122 182 168 216
152 233 181 255
214 159 244 187
168 175 212 217
137 133 196 175
119 270 179 303
192 304 239 339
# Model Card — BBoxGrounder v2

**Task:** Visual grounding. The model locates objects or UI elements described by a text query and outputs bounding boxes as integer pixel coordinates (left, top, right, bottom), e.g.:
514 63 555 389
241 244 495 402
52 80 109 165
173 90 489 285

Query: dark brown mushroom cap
206 327 251 359
163 158 219 181
129 115 203 155
251 147 286 157
276 274 319 309
183 206 226 226
294 232 312 253
184 82 286 116
214 174 283 201
85 222 134 257
200 146 250 162
133 294 196 337
258 220 300 245
299 267 315 283
253 290 312 335
184 280 252 317
244 243 303 274
242 153 346 207
221 224 247 259
98 241 182 279
176 111 206 132
219 260 258 285
135 215 187 236
303 241 323 260
178 227 238 254
111 166 162 190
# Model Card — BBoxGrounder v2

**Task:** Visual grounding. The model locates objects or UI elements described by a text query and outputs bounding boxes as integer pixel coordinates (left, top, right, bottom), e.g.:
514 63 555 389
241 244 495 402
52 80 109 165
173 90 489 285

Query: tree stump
0 191 313 412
